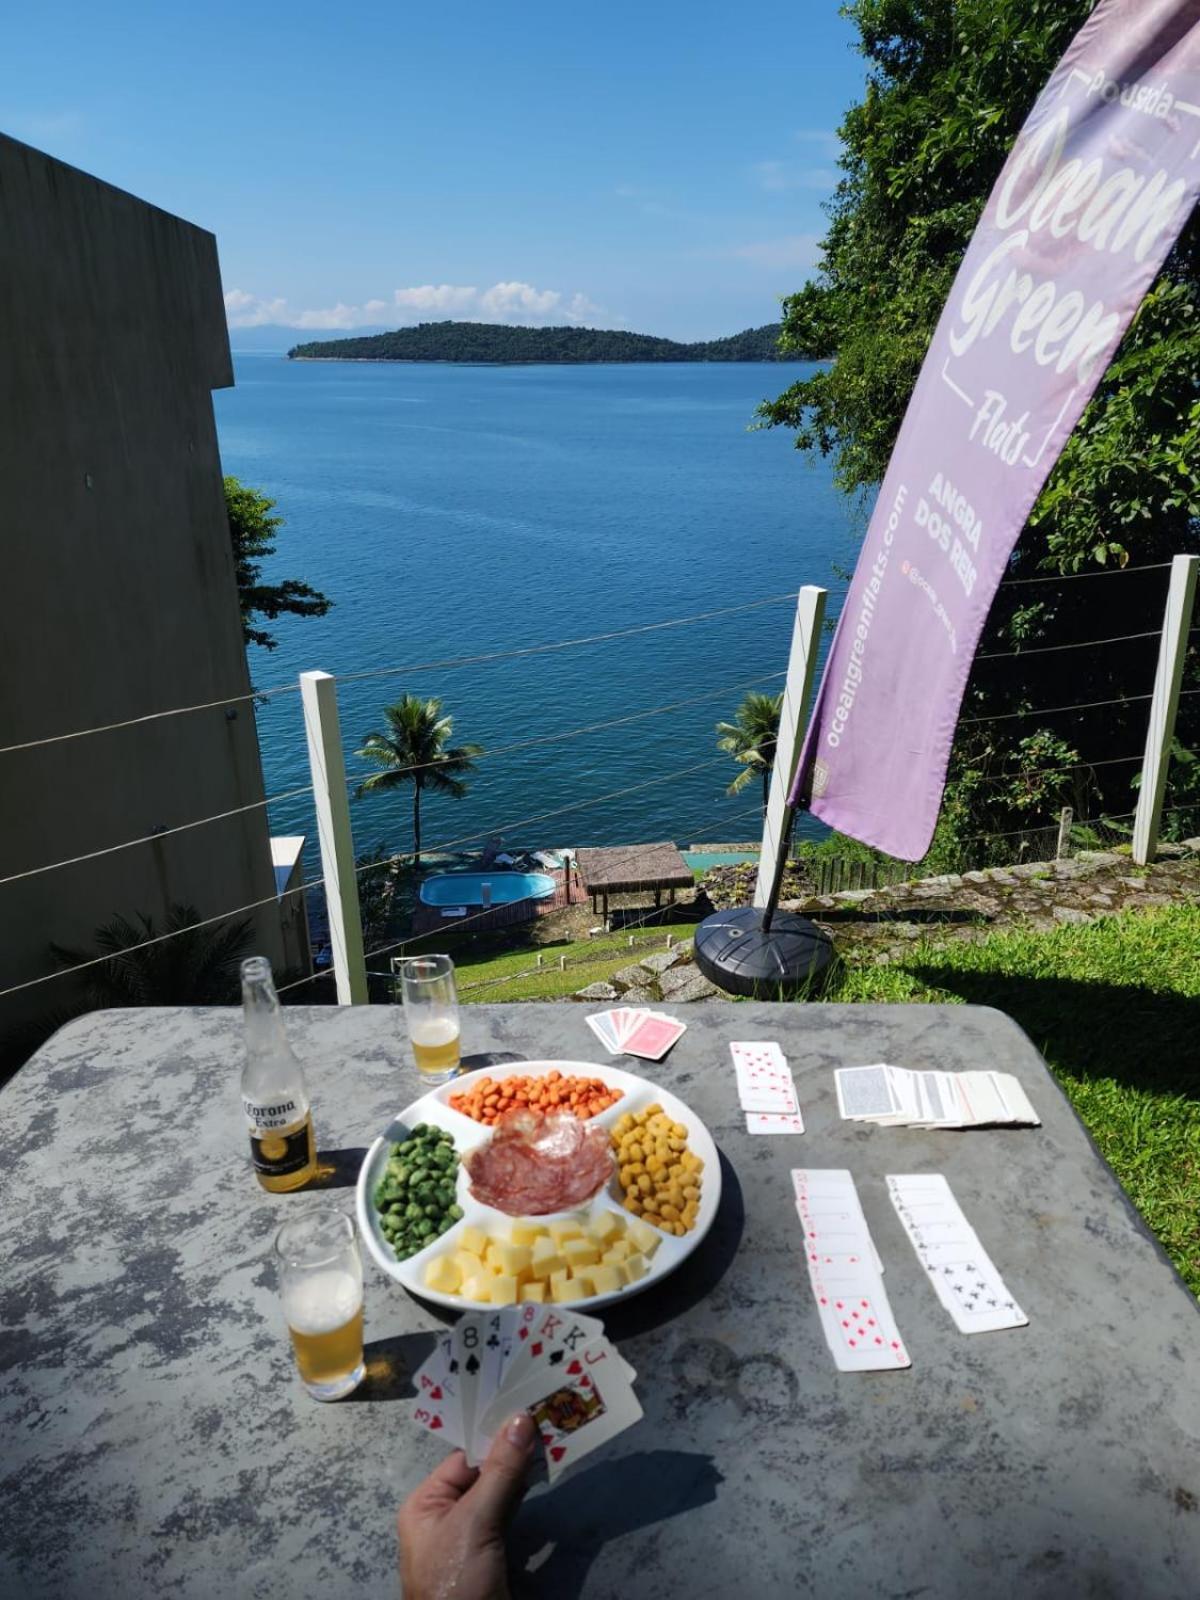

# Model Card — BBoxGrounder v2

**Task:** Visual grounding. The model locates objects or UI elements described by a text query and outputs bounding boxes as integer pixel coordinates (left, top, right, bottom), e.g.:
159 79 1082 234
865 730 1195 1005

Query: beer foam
283 1269 362 1334
409 1016 459 1047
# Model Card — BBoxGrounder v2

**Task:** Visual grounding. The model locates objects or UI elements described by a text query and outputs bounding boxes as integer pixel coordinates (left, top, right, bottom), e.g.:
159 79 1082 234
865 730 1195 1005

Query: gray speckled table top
3 1002 1199 1600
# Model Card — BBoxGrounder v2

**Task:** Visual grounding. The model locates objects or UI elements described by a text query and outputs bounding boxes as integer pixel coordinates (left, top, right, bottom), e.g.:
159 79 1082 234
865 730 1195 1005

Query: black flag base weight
694 904 836 999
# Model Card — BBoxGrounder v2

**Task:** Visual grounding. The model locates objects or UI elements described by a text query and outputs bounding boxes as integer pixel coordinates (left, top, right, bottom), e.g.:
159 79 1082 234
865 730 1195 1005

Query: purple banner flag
791 0 1200 860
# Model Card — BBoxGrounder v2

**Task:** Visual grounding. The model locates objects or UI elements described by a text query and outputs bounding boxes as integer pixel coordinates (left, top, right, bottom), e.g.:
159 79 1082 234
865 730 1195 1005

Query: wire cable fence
5 558 1193 1013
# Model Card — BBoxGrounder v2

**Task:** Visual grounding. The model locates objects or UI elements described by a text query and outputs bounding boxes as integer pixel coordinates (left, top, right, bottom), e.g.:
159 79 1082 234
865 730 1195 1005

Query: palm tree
716 691 783 813
356 696 482 868
52 904 254 1005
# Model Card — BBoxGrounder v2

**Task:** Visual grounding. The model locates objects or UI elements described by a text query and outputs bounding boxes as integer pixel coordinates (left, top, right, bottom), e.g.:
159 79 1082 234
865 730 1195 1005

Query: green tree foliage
761 0 1200 851
225 477 333 650
716 691 784 811
288 321 794 364
355 696 483 868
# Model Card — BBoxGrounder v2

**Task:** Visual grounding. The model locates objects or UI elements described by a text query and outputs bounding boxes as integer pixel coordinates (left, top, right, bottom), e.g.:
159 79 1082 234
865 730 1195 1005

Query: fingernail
505 1411 535 1446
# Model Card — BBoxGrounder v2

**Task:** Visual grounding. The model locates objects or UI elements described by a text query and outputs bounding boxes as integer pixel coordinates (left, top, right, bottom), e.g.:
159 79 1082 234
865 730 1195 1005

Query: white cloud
225 280 614 330
751 158 839 193
794 129 842 156
727 235 823 270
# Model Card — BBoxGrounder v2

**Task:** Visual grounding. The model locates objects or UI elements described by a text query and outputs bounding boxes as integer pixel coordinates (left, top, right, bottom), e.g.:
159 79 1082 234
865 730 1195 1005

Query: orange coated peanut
447 1073 622 1124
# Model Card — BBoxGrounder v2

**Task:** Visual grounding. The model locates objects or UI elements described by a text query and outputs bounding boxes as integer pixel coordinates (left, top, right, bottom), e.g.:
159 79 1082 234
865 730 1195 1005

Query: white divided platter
355 1058 721 1311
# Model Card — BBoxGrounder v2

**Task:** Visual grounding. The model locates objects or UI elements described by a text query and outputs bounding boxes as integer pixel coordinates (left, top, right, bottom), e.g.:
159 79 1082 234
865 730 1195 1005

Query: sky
1 2 865 341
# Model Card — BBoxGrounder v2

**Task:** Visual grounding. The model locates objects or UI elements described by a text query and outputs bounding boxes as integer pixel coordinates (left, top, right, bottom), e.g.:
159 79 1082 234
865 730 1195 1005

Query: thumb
465 1412 537 1531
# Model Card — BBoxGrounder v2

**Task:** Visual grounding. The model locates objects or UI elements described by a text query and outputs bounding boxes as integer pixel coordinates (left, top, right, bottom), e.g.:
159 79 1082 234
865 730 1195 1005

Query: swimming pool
418 871 557 908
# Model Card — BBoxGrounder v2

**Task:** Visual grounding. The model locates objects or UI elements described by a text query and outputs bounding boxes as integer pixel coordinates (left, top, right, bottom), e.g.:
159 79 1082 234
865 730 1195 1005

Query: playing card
914 1242 1028 1332
452 1312 487 1455
585 1012 620 1054
807 1273 911 1371
476 1338 643 1481
501 1303 606 1394
623 1013 686 1060
411 1339 464 1446
746 1110 806 1134
987 1071 1041 1127
835 1065 899 1120
464 1308 518 1466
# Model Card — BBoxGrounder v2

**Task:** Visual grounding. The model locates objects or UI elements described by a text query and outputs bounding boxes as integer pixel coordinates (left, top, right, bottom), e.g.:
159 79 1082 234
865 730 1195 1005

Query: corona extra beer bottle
240 955 317 1192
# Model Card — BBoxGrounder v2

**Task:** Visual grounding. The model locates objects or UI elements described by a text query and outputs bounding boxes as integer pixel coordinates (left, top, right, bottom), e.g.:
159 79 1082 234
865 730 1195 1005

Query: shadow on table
905 966 1200 1100
510 1449 722 1597
307 1147 370 1190
346 1329 441 1403
602 1148 744 1342
459 1051 528 1074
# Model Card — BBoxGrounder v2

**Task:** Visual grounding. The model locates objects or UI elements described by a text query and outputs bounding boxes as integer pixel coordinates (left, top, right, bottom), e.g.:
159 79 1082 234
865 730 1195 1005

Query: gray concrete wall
0 135 286 1063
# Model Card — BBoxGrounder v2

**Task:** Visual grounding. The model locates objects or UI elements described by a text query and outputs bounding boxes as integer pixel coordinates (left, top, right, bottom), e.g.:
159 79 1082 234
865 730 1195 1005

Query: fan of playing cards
411 1304 642 1481
835 1064 1040 1128
586 1007 686 1060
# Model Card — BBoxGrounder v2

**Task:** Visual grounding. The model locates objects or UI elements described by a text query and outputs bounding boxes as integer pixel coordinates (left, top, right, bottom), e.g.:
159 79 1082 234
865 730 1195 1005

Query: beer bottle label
248 1120 313 1177
243 1095 312 1176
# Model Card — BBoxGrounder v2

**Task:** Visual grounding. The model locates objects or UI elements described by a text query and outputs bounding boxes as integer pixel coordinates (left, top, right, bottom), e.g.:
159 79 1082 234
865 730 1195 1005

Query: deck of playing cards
587 1006 686 1061
834 1064 1040 1128
888 1173 1028 1334
410 1303 642 1479
794 1168 911 1372
730 1041 805 1135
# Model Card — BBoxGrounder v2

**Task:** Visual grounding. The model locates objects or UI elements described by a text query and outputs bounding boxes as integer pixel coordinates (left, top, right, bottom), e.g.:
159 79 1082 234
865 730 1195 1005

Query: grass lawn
453 924 697 1001
455 903 1200 1293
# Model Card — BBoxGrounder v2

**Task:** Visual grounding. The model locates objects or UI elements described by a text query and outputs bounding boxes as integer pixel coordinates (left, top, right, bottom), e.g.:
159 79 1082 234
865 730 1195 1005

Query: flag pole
694 587 835 996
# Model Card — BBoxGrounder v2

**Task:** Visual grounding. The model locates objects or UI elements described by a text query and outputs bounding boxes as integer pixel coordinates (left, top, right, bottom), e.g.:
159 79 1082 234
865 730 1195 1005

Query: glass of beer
394 953 461 1081
275 1207 365 1401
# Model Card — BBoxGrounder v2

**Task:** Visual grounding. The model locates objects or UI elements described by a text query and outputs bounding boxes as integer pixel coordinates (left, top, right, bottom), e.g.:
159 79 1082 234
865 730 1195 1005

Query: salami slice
465 1109 615 1215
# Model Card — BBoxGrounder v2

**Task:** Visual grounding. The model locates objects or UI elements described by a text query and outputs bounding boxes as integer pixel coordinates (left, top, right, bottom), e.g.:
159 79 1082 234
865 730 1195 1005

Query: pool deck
409 865 587 937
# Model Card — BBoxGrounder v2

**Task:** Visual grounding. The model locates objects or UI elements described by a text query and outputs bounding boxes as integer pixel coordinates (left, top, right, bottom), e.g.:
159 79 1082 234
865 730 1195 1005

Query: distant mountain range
285 320 796 364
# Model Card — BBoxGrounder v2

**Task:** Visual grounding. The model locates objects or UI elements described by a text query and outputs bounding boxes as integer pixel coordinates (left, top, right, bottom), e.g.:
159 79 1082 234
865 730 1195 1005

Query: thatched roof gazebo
574 840 694 923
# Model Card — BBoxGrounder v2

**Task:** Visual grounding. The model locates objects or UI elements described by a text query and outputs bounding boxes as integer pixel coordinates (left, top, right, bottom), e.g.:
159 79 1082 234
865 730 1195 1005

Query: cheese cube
515 1264 538 1288
530 1237 566 1279
423 1255 462 1294
571 1270 596 1297
622 1252 648 1284
625 1219 662 1258
452 1250 484 1281
483 1239 502 1265
549 1268 571 1298
601 1241 631 1265
492 1243 531 1277
550 1273 579 1303
563 1238 599 1270
459 1225 488 1258
510 1221 543 1247
490 1273 519 1306
522 1281 546 1303
461 1273 491 1302
548 1218 585 1245
590 1211 625 1244
588 1264 621 1296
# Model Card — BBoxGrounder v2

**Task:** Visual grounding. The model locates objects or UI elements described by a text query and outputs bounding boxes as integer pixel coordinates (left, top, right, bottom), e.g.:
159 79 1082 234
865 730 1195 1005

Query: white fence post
1056 807 1073 860
300 670 368 1004
1132 554 1199 866
754 586 828 908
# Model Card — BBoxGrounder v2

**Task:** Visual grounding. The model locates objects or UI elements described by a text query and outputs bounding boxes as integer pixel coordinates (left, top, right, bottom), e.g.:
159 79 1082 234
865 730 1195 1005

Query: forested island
287 321 793 364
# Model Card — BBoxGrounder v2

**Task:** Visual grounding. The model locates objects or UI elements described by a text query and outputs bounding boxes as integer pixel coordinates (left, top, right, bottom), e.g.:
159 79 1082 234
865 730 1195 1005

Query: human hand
398 1411 536 1600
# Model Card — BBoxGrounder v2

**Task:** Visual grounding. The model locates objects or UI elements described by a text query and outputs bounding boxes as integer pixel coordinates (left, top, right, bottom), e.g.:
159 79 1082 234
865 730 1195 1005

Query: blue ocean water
214 355 855 862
